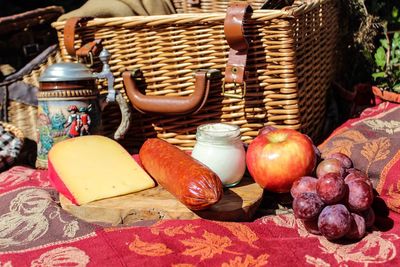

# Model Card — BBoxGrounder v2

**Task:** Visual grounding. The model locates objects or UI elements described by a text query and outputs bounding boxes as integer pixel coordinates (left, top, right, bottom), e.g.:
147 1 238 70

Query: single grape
326 153 353 169
293 192 325 220
318 204 352 240
290 176 318 199
346 168 364 176
302 218 321 235
316 173 346 204
360 207 376 229
316 158 346 178
345 213 366 240
344 172 373 188
347 180 374 212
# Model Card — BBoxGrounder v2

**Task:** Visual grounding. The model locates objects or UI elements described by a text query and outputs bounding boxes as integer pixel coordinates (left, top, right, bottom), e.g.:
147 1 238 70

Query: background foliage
340 0 400 90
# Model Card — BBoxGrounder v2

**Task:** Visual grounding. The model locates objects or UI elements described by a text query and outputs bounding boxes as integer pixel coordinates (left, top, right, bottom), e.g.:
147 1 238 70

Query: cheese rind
48 135 155 205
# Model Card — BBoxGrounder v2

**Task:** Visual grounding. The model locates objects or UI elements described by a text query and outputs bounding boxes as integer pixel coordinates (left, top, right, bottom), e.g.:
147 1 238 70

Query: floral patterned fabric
0 167 399 266
1 102 400 266
319 101 400 213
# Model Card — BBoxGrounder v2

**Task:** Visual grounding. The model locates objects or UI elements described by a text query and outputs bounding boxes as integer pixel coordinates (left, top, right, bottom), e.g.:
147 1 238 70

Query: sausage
139 138 223 210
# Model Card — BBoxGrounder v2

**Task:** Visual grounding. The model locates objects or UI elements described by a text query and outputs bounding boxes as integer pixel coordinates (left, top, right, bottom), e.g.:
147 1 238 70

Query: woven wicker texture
5 50 62 142
173 0 266 13
53 0 339 151
0 121 24 142
0 121 24 171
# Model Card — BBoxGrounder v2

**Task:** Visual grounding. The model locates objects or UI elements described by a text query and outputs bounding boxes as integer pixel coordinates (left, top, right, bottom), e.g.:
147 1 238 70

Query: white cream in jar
191 123 246 187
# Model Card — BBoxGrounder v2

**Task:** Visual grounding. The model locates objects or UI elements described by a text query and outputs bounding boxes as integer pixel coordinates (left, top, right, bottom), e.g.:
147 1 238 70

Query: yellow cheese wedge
48 135 155 205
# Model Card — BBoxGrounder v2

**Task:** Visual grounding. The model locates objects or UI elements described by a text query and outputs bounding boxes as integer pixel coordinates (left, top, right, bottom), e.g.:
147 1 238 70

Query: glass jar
191 123 246 187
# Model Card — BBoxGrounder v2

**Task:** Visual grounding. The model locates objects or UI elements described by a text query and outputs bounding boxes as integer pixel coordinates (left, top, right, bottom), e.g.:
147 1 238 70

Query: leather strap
123 69 220 115
64 17 102 57
224 2 253 84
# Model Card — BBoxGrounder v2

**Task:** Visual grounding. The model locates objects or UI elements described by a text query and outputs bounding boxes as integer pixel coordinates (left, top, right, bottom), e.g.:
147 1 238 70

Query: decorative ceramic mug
36 49 131 168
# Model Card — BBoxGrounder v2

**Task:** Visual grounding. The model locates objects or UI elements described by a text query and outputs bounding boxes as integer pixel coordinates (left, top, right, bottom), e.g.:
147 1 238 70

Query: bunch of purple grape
290 152 375 241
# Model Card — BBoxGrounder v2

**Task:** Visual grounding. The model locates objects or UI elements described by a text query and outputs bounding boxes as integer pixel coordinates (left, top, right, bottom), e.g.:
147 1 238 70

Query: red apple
246 129 316 192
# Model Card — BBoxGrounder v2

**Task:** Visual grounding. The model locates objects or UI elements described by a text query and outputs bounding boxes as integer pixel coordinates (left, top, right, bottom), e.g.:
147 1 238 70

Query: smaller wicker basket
0 45 61 142
0 121 24 172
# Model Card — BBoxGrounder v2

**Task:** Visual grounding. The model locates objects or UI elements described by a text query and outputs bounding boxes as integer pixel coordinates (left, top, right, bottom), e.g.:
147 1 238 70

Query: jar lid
196 123 241 144
39 62 95 82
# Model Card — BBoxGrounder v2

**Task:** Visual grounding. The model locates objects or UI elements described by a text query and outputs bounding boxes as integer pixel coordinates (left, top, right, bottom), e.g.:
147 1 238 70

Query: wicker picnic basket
0 6 64 142
52 0 339 152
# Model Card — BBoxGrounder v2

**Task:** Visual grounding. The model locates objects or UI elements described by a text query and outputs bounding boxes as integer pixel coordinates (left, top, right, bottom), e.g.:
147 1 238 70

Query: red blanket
0 101 400 267
0 166 399 266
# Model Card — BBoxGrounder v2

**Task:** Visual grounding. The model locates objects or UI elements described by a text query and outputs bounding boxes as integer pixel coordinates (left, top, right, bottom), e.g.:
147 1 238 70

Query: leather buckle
83 39 103 56
223 3 252 93
77 52 94 66
221 81 246 99
76 39 102 66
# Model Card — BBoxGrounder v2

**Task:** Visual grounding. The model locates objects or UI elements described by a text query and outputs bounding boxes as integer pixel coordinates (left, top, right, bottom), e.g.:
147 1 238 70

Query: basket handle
122 2 252 114
122 69 221 115
64 17 103 59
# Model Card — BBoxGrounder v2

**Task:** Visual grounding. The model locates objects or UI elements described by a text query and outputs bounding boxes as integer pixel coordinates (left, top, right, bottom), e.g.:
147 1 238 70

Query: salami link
139 138 223 210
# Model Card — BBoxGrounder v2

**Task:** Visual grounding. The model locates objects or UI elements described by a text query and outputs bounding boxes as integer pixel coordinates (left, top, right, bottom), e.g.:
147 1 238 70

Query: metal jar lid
39 62 95 82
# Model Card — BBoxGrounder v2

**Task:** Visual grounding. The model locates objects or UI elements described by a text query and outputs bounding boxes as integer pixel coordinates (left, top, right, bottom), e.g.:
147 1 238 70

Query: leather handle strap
224 2 253 84
123 69 220 115
64 17 102 58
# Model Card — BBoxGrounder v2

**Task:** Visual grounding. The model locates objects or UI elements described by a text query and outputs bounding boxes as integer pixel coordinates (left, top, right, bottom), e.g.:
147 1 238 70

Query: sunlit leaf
380 39 389 49
393 84 400 93
393 6 399 19
375 47 386 69
372 72 386 81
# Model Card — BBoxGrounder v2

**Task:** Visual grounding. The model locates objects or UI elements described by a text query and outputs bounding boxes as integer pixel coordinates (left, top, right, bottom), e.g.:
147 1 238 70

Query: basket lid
39 62 95 82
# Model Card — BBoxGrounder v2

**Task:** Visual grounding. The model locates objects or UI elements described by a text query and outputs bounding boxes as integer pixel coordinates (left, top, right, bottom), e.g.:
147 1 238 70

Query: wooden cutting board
60 176 263 226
